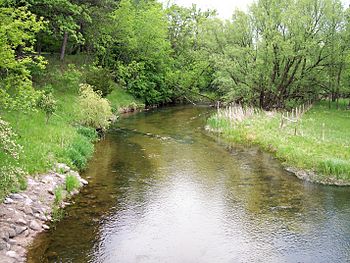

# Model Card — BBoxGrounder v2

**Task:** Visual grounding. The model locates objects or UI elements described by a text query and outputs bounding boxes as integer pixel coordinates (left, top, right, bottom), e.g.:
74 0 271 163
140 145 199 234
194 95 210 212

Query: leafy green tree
0 6 45 111
204 0 348 109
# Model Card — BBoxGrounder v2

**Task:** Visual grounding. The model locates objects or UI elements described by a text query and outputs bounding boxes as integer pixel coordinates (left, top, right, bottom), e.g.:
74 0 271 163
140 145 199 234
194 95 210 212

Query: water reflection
28 106 350 263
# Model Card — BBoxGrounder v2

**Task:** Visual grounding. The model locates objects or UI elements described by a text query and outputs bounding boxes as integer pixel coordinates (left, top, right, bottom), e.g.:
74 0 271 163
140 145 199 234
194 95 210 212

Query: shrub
77 83 114 131
37 87 57 124
85 66 114 97
65 174 80 193
0 117 27 200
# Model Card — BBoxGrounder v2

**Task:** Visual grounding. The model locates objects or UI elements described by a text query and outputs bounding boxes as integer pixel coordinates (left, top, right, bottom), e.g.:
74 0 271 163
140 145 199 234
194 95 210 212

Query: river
27 106 350 263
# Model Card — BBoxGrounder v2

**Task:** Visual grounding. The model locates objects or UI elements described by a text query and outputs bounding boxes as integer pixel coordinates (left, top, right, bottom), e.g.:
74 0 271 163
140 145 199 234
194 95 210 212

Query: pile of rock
0 163 88 263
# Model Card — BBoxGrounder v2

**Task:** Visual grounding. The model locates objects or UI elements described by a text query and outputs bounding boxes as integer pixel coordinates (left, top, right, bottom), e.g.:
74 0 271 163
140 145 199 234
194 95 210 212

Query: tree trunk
60 31 68 61
259 88 264 109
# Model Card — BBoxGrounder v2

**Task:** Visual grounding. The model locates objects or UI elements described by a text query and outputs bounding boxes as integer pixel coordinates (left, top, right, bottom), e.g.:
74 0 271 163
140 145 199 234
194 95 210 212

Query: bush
85 66 114 97
0 117 27 200
77 83 114 131
37 87 57 124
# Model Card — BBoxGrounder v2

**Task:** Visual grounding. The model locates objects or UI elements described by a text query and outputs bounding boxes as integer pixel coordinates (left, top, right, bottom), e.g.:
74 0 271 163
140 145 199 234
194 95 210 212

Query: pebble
7 228 16 239
9 194 23 200
0 240 7 250
42 224 50 230
15 226 27 236
29 220 41 231
4 198 14 205
15 218 27 226
6 251 18 259
80 178 89 185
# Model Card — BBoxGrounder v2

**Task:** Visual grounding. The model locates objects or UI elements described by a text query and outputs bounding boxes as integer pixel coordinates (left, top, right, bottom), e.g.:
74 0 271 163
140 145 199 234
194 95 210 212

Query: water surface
28 106 350 263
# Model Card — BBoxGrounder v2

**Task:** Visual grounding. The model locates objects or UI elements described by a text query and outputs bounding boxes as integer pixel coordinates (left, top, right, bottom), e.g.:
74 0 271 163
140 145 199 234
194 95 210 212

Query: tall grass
207 100 350 181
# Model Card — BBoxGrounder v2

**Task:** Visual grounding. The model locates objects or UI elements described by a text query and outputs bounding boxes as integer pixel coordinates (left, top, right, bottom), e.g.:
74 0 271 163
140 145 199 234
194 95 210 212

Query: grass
65 174 80 193
207 100 350 181
0 55 140 200
107 87 144 113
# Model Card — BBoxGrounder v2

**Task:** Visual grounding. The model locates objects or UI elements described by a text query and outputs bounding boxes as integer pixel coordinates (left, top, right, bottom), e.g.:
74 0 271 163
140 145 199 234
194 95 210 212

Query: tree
204 0 348 109
0 6 45 111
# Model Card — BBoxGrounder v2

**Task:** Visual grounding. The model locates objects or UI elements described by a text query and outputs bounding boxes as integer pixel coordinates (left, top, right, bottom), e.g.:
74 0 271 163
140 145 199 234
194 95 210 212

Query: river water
27 106 350 263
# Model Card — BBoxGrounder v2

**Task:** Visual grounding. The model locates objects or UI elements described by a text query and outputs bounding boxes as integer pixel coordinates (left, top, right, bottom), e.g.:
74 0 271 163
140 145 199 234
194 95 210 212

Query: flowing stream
27 106 350 263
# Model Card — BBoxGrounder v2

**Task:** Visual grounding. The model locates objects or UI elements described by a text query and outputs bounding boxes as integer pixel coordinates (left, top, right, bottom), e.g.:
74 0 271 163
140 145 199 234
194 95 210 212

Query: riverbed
27 106 350 263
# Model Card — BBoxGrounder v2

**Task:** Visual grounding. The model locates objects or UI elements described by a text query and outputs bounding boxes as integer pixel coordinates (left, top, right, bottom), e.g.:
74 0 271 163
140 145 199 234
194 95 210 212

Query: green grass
0 55 140 200
107 87 144 113
208 100 350 181
65 174 80 193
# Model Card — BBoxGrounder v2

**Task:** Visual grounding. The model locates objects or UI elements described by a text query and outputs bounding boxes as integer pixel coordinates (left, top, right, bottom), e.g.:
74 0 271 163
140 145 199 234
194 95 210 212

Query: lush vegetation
208 100 350 181
1 0 350 199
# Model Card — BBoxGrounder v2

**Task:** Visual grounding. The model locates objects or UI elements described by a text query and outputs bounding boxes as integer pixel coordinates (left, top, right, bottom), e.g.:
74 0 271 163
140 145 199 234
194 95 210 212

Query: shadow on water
28 106 350 263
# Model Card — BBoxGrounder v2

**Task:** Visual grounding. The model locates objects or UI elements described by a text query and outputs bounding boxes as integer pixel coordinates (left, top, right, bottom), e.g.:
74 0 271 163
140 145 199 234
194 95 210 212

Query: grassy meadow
207 100 350 182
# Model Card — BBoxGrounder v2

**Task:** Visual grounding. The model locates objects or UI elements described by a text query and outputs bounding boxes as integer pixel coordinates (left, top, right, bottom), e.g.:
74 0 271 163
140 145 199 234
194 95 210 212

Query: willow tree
205 0 347 109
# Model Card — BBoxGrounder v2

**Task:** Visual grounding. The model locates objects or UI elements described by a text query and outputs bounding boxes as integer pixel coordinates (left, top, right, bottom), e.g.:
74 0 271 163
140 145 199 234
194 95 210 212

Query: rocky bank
0 163 88 263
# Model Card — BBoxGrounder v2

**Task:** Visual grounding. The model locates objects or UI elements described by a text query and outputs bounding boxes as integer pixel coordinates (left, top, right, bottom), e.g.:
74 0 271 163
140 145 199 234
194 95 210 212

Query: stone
48 188 55 195
80 178 89 185
34 213 47 221
7 228 16 238
15 218 27 226
23 206 33 216
15 226 27 235
4 198 14 205
71 189 79 196
24 198 33 206
31 206 42 214
9 194 24 200
1 231 10 241
0 240 7 250
55 163 70 173
23 230 30 237
29 220 41 231
8 239 16 245
6 251 18 259
42 224 50 230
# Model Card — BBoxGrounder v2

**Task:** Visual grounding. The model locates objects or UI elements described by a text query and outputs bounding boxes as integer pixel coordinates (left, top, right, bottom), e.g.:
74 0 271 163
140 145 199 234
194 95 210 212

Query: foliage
84 66 114 97
0 6 45 112
202 0 348 108
66 134 94 170
77 83 113 131
98 0 174 105
65 174 80 192
77 126 98 142
36 87 57 124
0 117 27 200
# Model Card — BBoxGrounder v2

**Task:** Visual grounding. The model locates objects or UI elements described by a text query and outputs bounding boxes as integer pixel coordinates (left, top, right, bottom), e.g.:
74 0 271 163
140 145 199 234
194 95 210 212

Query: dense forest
1 0 350 109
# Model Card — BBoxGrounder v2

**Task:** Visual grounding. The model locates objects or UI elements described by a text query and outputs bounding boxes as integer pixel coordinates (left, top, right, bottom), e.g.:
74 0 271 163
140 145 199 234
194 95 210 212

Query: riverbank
0 163 87 263
206 101 350 185
0 55 143 201
0 55 144 261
